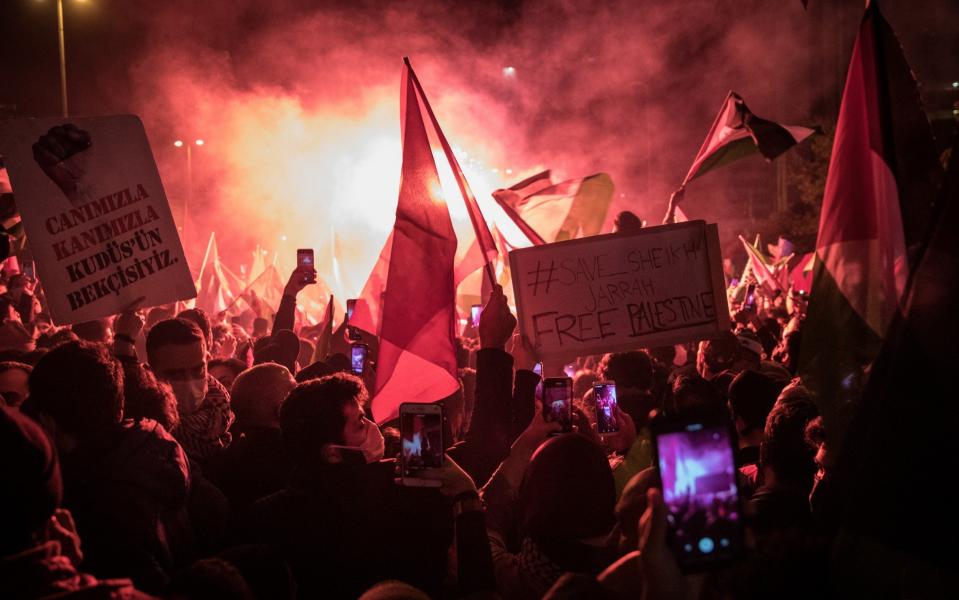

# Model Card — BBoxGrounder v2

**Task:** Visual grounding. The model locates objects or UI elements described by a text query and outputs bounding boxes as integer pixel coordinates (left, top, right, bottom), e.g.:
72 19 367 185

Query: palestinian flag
492 171 615 247
799 1 942 451
680 92 818 186
739 235 787 294
830 130 959 586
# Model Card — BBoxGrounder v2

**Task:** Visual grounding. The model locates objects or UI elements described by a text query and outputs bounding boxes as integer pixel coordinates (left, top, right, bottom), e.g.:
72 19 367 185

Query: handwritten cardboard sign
0 115 196 324
509 221 729 360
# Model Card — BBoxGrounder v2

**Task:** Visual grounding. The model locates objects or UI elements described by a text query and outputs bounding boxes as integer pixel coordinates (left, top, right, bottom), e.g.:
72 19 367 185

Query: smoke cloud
126 0 825 298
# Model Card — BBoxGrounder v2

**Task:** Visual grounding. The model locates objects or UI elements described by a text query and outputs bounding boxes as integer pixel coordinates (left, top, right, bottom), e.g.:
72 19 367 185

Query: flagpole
198 231 216 279
403 57 498 289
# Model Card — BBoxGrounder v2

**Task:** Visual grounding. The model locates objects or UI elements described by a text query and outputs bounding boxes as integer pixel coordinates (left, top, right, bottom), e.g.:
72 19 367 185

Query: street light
173 139 204 237
44 0 87 117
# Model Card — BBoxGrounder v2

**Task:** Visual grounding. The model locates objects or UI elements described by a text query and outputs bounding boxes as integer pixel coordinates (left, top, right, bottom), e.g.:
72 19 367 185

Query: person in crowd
804 415 842 538
0 405 153 599
481 421 619 599
294 358 336 382
145 318 234 463
572 368 598 401
0 359 31 408
727 370 785 496
206 362 296 510
612 210 644 233
177 308 214 349
750 384 820 535
695 331 740 380
240 372 453 599
70 318 111 344
254 329 300 374
165 557 255 600
252 317 269 339
446 284 542 487
210 322 239 359
0 272 37 323
209 357 247 391
646 345 676 402
598 350 658 427
0 318 34 355
35 326 78 350
122 359 179 432
668 373 725 419
21 341 190 592
772 317 803 375
297 338 314 369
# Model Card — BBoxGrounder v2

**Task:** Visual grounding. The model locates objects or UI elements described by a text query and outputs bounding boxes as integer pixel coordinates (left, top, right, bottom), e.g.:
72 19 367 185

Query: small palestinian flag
681 91 818 187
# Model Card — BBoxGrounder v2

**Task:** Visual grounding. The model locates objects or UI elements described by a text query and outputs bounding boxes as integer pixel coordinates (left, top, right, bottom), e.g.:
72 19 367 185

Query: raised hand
283 266 317 298
479 284 516 350
32 124 93 205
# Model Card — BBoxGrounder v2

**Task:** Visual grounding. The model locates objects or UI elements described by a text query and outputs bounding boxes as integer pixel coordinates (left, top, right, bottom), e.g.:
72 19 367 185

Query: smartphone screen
533 361 543 377
470 304 483 328
744 284 756 311
296 248 314 269
22 260 35 280
346 299 357 322
653 418 744 571
543 377 572 431
593 382 619 434
400 403 444 476
350 343 367 375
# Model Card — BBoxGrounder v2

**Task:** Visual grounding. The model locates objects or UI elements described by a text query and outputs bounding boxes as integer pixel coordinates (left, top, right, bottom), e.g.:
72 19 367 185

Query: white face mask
358 418 385 463
171 377 207 415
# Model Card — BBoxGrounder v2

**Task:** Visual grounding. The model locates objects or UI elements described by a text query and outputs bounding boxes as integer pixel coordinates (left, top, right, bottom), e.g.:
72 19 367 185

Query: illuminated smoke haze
125 0 834 297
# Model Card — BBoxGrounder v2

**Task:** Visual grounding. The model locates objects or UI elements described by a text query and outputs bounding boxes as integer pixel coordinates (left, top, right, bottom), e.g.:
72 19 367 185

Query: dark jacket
448 348 540 488
240 459 453 599
0 540 153 600
60 419 190 592
205 426 291 511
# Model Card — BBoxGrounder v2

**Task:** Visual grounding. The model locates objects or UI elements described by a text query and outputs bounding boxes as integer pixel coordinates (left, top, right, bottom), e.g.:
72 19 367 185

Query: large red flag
352 64 460 423
800 1 941 451
404 59 498 286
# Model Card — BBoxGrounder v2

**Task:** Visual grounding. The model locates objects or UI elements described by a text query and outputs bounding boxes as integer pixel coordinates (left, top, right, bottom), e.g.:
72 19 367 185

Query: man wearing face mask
146 318 234 463
240 373 452 599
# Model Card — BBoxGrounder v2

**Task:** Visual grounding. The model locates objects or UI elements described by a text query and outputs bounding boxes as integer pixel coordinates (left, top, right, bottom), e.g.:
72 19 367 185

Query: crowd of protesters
1 228 842 600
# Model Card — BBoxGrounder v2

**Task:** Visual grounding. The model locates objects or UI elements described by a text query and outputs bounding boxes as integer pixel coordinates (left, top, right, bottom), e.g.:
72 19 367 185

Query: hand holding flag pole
662 186 686 225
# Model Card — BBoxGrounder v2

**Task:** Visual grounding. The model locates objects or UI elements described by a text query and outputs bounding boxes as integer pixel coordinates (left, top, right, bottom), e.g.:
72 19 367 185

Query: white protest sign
0 115 196 324
509 221 730 361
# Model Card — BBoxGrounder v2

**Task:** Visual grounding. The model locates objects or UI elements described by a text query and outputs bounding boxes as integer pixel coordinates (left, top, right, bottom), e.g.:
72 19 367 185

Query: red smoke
125 0 834 303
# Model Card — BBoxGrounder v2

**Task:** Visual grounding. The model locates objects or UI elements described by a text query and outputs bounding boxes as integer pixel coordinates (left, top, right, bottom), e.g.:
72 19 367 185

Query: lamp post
43 0 89 117
57 0 68 117
173 138 204 237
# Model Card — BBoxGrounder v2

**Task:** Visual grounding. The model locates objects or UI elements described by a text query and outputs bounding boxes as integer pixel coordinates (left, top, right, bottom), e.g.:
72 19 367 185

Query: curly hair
280 372 368 460
27 341 123 436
